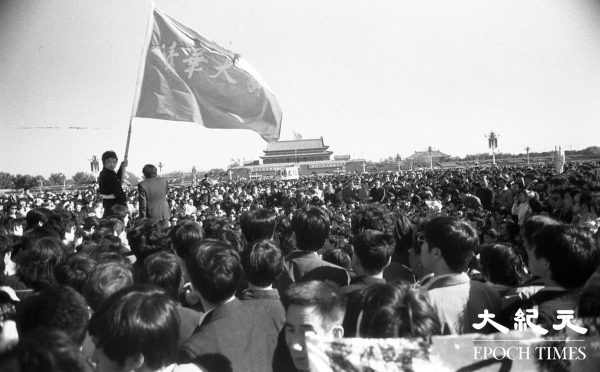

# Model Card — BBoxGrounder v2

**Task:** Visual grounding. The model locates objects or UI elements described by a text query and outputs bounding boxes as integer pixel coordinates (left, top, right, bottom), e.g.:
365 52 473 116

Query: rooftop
265 138 328 152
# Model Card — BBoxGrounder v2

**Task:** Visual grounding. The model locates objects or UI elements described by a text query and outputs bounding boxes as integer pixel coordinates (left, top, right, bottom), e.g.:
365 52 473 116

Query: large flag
134 8 282 142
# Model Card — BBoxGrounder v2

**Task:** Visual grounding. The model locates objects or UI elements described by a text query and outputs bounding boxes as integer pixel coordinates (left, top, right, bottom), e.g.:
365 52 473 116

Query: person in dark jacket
97 150 127 218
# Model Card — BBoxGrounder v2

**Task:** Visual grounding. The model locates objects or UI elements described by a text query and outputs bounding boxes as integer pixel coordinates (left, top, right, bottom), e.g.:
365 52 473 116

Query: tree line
0 172 96 190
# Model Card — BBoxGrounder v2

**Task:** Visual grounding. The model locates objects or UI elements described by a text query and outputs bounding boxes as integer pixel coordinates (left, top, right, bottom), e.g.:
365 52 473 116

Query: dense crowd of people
0 155 599 371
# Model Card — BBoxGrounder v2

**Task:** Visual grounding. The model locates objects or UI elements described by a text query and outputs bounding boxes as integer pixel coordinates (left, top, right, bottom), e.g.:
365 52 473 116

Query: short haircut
101 150 118 162
321 248 352 271
0 328 93 372
358 283 441 338
142 164 158 178
352 229 395 274
423 216 479 273
83 261 133 311
350 204 393 236
186 239 241 304
16 237 65 291
109 204 130 222
283 280 346 331
240 208 276 244
531 225 599 289
292 206 330 251
54 253 97 294
88 286 179 370
393 213 416 253
17 285 90 346
127 219 167 262
141 251 183 300
479 244 525 287
242 239 283 287
522 215 561 248
171 221 204 258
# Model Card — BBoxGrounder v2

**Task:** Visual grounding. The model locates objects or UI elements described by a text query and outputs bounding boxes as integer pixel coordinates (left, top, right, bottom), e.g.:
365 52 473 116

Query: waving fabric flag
134 8 282 142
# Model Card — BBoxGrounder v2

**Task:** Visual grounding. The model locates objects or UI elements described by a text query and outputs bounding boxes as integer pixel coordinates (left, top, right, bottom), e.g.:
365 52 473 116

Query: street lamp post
486 131 499 166
158 162 164 177
525 146 531 165
89 155 100 182
428 146 433 170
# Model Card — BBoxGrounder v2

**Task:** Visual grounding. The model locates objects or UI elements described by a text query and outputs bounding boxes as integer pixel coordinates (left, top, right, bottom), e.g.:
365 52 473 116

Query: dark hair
358 283 441 338
274 215 295 256
531 225 599 289
240 208 276 244
352 229 394 274
242 239 283 287
109 204 130 223
522 215 560 248
142 164 158 178
292 206 330 251
16 237 65 291
17 285 90 346
393 213 416 265
171 221 205 258
423 216 478 273
350 204 394 236
0 328 94 372
101 150 118 162
141 251 184 300
321 248 352 271
186 239 241 304
127 219 167 262
54 253 97 294
83 261 133 311
283 280 346 329
88 286 179 370
479 244 525 286
25 209 49 230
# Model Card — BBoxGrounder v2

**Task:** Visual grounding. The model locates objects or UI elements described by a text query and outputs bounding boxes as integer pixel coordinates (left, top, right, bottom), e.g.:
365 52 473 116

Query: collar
421 272 470 290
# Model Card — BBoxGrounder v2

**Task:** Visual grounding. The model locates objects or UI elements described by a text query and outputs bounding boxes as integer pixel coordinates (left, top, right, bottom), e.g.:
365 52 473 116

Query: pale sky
1 0 600 178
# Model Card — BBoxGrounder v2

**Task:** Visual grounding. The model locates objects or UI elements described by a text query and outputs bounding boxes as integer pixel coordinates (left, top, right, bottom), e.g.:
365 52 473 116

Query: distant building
227 137 366 180
260 137 333 164
401 149 451 169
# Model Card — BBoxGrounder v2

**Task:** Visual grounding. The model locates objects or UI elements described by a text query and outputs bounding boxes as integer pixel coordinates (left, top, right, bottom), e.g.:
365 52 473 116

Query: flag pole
123 1 155 168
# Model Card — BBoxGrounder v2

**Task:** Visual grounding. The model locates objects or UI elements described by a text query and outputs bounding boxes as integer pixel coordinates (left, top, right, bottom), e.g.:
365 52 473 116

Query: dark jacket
240 288 285 332
178 299 279 372
274 250 349 295
138 177 170 221
98 165 126 216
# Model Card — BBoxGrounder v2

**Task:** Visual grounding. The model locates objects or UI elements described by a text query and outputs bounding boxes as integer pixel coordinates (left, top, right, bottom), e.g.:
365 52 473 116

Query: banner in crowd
306 325 600 371
134 8 282 142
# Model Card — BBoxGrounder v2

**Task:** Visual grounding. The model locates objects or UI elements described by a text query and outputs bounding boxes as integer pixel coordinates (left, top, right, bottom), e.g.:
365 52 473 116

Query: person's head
17 285 90 346
141 251 184 301
54 252 97 294
127 219 167 263
321 247 352 271
142 164 158 179
83 261 134 311
528 225 599 289
0 328 93 372
350 204 393 236
185 239 241 305
522 215 561 249
479 244 527 286
357 283 441 338
240 208 276 244
283 281 345 372
352 229 394 276
170 221 204 258
420 216 478 274
0 235 13 274
393 213 416 255
16 237 65 291
101 151 118 171
292 206 330 251
242 239 283 287
88 286 179 372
